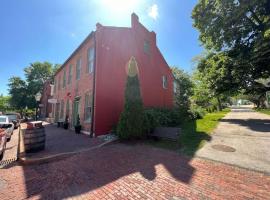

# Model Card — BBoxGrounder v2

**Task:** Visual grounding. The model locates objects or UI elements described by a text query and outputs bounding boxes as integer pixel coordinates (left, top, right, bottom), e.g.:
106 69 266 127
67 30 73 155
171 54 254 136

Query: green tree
192 0 270 104
0 95 11 112
24 62 60 96
8 77 28 112
192 0 270 51
22 62 61 108
117 57 144 140
171 67 193 109
192 70 212 107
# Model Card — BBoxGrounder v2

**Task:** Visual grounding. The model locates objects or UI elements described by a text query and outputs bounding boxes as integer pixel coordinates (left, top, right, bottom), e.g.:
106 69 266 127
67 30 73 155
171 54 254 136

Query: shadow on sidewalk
220 118 270 132
17 120 212 199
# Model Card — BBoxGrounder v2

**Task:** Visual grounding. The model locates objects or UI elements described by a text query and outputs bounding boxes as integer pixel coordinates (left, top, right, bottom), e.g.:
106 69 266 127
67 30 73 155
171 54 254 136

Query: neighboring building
52 13 174 136
40 81 53 119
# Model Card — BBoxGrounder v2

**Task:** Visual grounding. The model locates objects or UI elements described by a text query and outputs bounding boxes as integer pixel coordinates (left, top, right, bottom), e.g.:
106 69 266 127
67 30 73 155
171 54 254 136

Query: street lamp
35 92 42 121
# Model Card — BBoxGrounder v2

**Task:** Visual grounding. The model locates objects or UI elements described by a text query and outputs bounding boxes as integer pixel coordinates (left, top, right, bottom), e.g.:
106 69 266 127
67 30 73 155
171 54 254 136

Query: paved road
0 143 269 200
196 107 270 173
0 127 19 167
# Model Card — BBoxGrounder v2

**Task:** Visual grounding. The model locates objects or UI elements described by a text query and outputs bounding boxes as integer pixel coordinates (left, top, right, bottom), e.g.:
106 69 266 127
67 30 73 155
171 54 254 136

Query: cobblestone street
0 143 269 200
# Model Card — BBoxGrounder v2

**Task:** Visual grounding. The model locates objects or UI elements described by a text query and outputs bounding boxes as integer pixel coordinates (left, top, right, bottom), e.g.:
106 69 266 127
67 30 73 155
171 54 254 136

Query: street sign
48 99 57 104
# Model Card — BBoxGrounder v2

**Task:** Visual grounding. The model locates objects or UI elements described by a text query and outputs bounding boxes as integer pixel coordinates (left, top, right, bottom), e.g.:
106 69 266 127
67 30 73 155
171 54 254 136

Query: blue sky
0 0 203 95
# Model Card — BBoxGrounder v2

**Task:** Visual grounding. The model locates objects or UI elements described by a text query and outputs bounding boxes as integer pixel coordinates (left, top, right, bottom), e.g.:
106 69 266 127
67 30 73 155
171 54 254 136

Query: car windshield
6 115 17 120
0 117 7 123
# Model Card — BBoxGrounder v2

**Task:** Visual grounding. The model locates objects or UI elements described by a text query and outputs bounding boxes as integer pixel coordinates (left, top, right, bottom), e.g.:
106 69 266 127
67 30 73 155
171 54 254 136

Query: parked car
0 115 14 141
0 129 7 160
5 113 21 129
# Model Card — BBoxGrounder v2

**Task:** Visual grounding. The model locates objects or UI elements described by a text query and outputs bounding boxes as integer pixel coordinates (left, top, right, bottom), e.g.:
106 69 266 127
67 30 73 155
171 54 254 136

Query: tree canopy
8 77 28 111
7 62 60 110
25 62 60 95
171 67 193 108
192 0 270 107
0 95 11 112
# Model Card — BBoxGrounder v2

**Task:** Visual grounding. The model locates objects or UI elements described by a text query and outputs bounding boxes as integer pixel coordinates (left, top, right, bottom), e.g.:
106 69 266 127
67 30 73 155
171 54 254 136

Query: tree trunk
217 97 222 111
258 93 266 108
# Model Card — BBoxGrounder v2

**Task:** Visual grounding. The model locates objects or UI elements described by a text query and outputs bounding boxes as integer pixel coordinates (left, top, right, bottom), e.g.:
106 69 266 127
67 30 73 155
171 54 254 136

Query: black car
5 113 21 129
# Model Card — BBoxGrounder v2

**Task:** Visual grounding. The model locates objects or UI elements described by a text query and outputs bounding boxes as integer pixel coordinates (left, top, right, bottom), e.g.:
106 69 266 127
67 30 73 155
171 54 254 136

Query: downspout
90 32 97 137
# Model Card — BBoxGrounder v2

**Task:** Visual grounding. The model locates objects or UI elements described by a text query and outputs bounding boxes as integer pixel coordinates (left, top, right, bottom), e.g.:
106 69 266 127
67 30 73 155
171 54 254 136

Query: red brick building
52 13 174 136
40 81 53 119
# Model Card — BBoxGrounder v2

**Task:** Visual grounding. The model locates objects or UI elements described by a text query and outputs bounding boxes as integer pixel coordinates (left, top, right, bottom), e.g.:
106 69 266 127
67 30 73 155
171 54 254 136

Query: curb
18 139 118 166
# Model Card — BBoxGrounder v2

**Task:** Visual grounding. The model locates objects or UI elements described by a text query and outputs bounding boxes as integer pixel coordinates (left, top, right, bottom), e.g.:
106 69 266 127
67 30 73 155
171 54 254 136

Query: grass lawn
180 108 230 156
144 108 231 156
254 108 270 116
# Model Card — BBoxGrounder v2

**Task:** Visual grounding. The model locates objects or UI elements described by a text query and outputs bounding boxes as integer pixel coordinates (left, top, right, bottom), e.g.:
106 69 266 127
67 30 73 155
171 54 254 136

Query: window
54 78 57 93
87 47 94 73
60 100 64 119
68 64 72 84
76 58 81 80
144 40 150 54
162 75 168 89
84 92 92 122
63 69 66 88
58 76 61 90
66 100 70 117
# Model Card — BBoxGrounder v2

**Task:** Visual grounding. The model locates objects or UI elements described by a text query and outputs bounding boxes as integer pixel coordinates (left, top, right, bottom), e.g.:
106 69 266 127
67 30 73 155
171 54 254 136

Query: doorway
55 103 60 122
73 98 80 127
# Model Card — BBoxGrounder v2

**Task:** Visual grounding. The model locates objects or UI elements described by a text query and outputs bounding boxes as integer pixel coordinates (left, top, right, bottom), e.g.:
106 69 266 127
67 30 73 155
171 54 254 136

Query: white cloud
148 4 158 20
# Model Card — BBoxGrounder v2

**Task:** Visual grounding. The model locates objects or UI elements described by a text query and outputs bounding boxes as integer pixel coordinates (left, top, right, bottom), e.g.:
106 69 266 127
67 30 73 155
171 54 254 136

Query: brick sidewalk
0 143 269 200
20 123 104 159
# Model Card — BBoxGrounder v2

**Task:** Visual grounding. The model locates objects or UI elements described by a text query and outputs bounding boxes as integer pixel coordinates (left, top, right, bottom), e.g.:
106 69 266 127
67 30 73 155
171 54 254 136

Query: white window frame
63 69 66 88
68 64 72 84
162 75 168 89
76 58 81 80
87 47 94 73
84 92 92 122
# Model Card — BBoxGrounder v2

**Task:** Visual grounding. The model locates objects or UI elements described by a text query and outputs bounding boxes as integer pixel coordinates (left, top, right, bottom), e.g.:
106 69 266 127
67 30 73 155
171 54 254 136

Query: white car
0 130 7 160
0 115 14 141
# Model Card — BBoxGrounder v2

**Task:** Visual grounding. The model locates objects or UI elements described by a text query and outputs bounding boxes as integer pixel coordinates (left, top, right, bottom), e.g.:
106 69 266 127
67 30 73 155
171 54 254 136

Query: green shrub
143 107 183 133
205 105 217 113
117 58 144 140
188 105 207 119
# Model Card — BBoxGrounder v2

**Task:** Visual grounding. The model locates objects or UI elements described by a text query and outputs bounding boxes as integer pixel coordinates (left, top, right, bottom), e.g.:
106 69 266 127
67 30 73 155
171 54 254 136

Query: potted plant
63 115 69 129
74 114 81 134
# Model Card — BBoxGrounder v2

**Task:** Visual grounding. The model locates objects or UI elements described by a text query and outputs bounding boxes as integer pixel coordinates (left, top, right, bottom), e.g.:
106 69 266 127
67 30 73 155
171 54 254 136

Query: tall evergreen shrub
117 57 144 140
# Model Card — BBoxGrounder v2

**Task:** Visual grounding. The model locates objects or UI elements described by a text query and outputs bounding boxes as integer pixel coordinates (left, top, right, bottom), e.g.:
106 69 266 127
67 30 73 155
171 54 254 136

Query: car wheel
7 137 11 142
